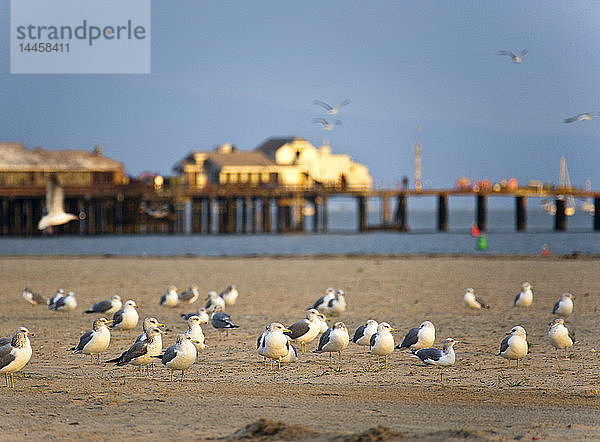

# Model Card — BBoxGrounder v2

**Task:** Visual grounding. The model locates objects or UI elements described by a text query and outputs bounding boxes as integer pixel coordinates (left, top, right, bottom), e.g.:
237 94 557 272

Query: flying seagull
313 118 341 131
38 175 78 230
499 48 528 63
313 99 351 116
563 112 600 123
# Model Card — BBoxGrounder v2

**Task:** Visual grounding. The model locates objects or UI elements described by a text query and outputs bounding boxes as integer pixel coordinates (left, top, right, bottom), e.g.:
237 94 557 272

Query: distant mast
414 125 422 192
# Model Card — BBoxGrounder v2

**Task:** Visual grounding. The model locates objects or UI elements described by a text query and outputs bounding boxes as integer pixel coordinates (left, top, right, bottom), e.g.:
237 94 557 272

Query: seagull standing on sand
67 318 112 364
106 327 163 375
85 295 122 316
219 285 239 306
49 291 77 313
498 48 528 63
22 288 47 306
134 317 165 343
178 286 200 304
112 300 139 338
397 321 436 351
552 293 574 318
514 282 533 307
48 289 65 310
159 286 179 308
369 322 397 367
312 288 336 314
463 288 489 310
352 319 379 348
548 318 576 356
185 315 207 354
205 291 226 311
37 175 78 230
498 326 528 367
411 338 458 368
261 323 293 369
314 322 350 368
313 99 351 116
285 309 322 353
181 307 210 323
564 112 600 123
210 305 239 338
0 327 33 388
157 334 198 381
327 290 346 316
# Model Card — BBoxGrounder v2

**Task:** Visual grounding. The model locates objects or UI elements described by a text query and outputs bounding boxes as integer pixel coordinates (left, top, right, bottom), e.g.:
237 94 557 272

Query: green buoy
476 234 487 251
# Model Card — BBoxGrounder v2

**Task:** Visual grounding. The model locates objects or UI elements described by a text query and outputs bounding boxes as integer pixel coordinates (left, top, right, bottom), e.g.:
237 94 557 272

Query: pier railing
0 183 598 236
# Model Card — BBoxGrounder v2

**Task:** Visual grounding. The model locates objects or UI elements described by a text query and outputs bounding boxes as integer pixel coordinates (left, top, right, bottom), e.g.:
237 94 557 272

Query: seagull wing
86 299 112 314
313 99 333 111
369 333 378 350
334 99 351 110
475 295 489 309
518 48 529 57
413 347 442 363
352 324 366 343
499 335 510 355
0 345 16 370
112 308 125 327
49 175 66 215
161 344 178 365
552 300 560 314
499 50 516 58
563 115 580 123
316 328 332 352
286 320 309 340
74 330 94 352
398 327 419 349
116 341 148 365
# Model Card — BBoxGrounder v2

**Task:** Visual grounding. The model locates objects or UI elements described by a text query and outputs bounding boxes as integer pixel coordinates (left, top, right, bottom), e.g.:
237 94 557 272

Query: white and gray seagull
134 317 165 344
37 175 78 231
397 321 435 351
85 294 122 316
285 308 321 353
67 317 112 364
159 285 179 308
314 322 350 369
181 307 210 323
106 326 163 375
155 334 199 381
369 322 397 367
463 288 489 310
498 326 528 367
313 98 351 116
22 288 47 306
0 327 33 388
514 282 533 307
219 285 239 306
49 290 77 314
552 292 575 318
548 318 576 357
313 118 341 131
352 319 378 349
111 300 139 338
498 48 528 63
564 112 600 123
178 285 200 304
411 337 458 367
210 305 239 338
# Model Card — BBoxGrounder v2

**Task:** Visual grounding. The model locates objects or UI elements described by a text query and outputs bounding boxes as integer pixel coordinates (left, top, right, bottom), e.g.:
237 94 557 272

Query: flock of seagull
1 280 578 387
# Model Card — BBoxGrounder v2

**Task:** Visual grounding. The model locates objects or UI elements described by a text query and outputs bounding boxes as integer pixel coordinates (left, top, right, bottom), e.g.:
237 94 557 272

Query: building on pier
0 142 127 186
174 137 372 191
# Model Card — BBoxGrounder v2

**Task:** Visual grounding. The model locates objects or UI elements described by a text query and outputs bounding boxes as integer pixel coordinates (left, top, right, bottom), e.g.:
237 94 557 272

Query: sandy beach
1 255 599 441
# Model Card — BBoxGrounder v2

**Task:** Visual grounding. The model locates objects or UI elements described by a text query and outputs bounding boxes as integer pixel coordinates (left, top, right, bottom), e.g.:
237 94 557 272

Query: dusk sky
1 1 599 192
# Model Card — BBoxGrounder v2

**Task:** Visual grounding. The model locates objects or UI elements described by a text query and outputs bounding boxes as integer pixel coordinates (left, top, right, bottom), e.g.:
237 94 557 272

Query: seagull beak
157 323 165 327
283 328 292 333
28 332 35 337
505 331 512 335
390 328 398 332
192 340 202 344
201 320 208 324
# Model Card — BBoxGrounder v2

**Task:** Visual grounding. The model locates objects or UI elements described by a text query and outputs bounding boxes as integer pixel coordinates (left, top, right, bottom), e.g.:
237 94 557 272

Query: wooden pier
0 184 599 236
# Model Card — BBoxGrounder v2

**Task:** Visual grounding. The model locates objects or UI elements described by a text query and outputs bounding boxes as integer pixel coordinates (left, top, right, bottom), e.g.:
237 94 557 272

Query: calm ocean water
0 208 598 256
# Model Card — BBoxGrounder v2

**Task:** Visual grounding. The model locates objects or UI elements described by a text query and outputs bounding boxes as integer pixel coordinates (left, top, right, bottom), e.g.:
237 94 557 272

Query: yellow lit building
174 137 372 191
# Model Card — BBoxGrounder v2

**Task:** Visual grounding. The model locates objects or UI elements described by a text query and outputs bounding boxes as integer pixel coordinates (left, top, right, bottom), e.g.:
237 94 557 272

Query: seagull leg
170 369 173 382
